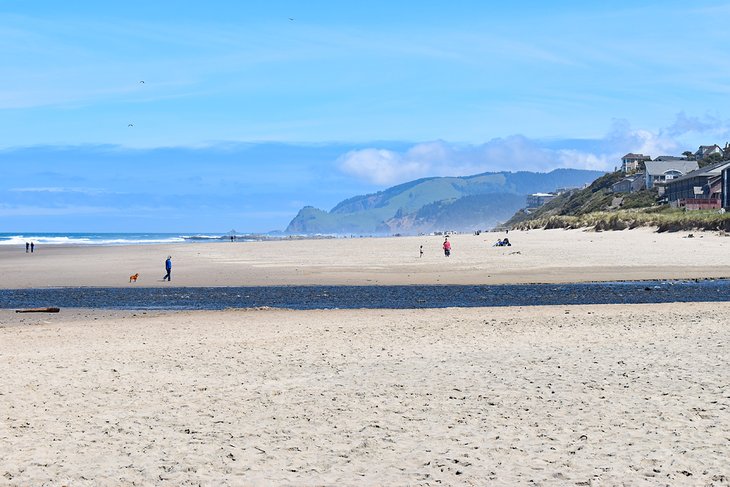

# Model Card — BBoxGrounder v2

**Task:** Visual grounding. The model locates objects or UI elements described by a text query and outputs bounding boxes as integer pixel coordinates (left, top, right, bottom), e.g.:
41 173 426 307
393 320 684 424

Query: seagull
139 80 145 84
288 17 294 21
128 123 134 127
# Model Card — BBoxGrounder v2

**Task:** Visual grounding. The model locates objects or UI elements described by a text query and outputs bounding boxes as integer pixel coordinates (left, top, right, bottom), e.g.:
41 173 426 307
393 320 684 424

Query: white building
526 193 557 208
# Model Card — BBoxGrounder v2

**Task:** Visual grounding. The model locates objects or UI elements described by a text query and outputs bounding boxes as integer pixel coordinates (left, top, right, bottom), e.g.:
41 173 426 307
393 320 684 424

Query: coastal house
664 161 730 209
611 173 645 193
723 166 730 209
653 155 686 161
644 160 699 189
694 144 723 161
526 193 557 208
555 185 586 194
621 153 651 173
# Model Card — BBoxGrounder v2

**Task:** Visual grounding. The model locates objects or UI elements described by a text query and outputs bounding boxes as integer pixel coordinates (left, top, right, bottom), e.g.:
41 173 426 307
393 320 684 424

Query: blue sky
2 1 730 232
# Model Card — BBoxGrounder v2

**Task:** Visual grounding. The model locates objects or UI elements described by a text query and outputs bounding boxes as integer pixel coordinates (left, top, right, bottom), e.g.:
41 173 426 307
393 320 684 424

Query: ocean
0 232 268 246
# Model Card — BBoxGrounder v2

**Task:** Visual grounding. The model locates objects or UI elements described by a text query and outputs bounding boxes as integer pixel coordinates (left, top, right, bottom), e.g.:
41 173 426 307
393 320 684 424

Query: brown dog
129 273 139 282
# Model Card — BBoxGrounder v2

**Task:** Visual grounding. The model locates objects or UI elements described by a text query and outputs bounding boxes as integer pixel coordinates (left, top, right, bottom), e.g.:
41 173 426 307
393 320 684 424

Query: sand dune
1 303 728 485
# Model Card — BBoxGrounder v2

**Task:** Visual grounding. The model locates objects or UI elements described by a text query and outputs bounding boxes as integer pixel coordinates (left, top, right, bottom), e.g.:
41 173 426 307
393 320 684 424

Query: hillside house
665 161 730 209
526 193 557 208
694 144 723 161
621 153 651 173
653 155 686 161
611 173 645 193
644 160 699 189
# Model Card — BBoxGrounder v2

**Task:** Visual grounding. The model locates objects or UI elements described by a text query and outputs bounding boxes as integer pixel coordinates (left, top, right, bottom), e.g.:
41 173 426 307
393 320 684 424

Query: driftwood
15 307 60 313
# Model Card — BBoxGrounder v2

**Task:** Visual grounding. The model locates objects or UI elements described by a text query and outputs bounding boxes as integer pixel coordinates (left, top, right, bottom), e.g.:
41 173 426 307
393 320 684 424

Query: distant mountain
286 169 606 234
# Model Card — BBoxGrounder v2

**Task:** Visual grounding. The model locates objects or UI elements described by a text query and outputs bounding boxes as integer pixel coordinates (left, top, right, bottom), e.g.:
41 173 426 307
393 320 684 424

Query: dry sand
1 229 729 485
1 228 730 288
1 304 728 485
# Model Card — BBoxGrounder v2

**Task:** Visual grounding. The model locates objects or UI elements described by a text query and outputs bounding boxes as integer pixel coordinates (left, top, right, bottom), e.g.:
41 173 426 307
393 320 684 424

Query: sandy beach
1 303 728 485
1 229 729 485
1 228 730 288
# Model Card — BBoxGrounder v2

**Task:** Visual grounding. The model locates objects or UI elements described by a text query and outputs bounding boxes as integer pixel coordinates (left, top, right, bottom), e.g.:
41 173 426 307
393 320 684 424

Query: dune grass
512 208 730 232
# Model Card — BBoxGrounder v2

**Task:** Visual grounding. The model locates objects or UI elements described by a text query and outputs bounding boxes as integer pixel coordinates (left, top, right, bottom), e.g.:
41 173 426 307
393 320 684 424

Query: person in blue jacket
163 256 172 281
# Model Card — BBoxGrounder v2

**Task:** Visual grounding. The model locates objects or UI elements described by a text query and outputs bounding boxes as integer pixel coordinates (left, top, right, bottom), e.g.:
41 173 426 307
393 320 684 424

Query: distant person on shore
163 256 172 281
420 245 423 258
30 242 34 253
25 242 29 253
443 237 451 257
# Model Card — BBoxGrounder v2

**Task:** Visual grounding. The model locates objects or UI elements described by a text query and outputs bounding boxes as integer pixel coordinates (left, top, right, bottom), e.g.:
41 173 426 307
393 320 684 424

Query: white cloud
338 116 721 186
338 148 430 185
339 136 611 185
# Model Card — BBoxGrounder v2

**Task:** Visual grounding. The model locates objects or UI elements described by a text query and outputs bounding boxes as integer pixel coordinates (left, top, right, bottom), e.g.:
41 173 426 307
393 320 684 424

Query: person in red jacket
443 237 451 257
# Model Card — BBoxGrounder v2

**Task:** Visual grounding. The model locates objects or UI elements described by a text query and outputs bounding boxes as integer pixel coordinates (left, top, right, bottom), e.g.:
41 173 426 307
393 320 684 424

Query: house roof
611 174 643 189
622 153 650 160
653 155 685 161
621 173 644 182
644 160 699 176
696 144 722 156
666 160 730 184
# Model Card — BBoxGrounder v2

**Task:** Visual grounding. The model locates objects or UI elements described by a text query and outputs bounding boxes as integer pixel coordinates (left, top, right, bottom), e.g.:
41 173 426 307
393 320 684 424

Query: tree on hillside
682 151 695 160
698 152 723 168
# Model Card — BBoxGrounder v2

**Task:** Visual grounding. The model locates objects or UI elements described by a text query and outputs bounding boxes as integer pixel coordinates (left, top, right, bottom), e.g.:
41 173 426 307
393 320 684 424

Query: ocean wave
181 234 228 241
0 234 187 246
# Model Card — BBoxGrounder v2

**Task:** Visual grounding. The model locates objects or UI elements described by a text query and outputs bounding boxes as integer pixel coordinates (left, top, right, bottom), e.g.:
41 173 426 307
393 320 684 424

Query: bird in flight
139 80 145 84
288 17 294 21
128 123 134 127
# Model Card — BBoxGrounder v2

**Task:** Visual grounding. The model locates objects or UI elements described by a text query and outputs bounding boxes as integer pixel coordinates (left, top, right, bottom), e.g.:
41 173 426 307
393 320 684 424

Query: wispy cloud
0 204 121 217
663 112 730 139
9 187 113 195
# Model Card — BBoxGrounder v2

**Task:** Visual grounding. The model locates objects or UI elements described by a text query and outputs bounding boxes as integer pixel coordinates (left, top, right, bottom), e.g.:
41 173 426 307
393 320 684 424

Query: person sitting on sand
493 239 503 247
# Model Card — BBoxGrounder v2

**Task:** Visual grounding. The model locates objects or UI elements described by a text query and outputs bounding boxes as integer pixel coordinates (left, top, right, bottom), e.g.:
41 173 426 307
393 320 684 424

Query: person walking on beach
25 242 29 253
419 245 423 258
443 237 451 257
30 242 34 253
163 256 172 281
